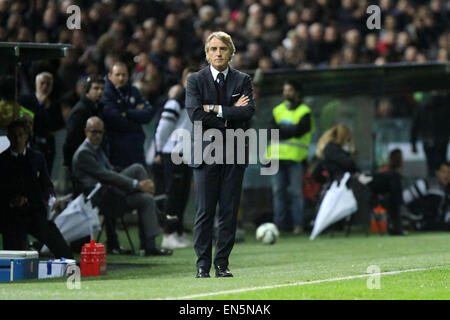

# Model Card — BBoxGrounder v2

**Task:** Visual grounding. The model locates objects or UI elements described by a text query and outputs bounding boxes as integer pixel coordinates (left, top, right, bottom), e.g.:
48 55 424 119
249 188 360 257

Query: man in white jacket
155 67 196 249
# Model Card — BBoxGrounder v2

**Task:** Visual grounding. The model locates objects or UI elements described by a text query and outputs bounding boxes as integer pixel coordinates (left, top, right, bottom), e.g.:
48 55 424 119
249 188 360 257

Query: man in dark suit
63 75 105 174
18 72 65 175
72 116 172 256
185 31 255 278
0 119 73 258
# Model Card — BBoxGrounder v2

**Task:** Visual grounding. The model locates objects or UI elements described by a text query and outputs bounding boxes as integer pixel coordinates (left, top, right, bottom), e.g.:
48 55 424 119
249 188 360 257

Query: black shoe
143 247 173 256
215 266 233 278
107 247 132 255
196 268 210 278
157 211 179 228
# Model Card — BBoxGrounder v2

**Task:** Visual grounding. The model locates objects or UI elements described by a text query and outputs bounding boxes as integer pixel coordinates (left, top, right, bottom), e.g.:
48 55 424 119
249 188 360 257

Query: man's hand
136 103 144 110
139 179 155 194
154 153 162 165
203 104 212 113
234 95 249 107
9 196 28 208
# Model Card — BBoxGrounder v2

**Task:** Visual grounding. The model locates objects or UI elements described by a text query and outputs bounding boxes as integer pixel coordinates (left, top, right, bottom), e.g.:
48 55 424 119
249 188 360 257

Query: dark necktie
217 72 226 106
96 149 110 170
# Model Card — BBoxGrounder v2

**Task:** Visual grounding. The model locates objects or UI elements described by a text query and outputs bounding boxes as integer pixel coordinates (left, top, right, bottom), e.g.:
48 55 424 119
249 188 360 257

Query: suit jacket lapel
225 67 236 106
85 140 111 169
203 67 218 104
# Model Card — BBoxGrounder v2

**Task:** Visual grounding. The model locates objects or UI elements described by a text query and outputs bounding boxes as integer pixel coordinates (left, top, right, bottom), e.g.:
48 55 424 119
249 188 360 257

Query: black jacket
185 66 255 168
18 93 64 140
63 96 104 167
0 147 54 224
322 142 357 181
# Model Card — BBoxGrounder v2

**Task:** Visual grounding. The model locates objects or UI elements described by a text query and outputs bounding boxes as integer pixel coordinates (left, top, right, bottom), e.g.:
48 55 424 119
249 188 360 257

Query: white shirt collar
11 148 27 157
210 65 229 82
85 138 100 150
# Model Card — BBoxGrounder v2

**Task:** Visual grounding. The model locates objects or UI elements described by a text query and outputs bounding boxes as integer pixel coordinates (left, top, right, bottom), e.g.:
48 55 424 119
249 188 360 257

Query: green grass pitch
0 229 448 300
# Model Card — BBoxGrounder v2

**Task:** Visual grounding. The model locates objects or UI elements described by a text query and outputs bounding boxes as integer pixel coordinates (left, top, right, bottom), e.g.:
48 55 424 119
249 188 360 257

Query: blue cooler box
0 251 39 282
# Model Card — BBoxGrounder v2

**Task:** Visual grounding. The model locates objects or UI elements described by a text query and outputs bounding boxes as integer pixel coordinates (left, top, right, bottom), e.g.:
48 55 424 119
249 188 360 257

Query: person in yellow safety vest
266 80 314 235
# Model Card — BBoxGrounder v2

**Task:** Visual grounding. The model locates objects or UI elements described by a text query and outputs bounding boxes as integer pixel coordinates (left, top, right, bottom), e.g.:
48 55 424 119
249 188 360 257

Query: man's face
36 75 53 95
86 82 105 102
8 126 28 152
85 121 105 146
108 64 129 88
206 37 232 71
283 83 298 102
435 164 450 187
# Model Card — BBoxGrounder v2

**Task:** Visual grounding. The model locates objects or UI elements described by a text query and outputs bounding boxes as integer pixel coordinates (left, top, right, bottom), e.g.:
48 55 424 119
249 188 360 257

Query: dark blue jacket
101 77 155 169
63 96 105 167
0 147 55 228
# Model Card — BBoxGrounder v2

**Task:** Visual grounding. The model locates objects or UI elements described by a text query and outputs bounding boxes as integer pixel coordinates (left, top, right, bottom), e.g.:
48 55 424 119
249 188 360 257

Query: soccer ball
256 223 279 245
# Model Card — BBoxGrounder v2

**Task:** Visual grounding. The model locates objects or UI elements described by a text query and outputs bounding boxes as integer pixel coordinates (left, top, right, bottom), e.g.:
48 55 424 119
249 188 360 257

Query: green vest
266 102 314 162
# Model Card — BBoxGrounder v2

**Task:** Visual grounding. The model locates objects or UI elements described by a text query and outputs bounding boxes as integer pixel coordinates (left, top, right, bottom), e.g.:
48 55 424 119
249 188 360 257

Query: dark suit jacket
0 147 54 228
18 93 65 139
63 96 104 167
185 66 255 168
72 139 139 194
72 139 143 217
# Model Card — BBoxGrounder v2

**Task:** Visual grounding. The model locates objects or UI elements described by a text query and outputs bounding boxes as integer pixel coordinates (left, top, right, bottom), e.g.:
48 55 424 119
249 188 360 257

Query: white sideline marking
165 266 448 300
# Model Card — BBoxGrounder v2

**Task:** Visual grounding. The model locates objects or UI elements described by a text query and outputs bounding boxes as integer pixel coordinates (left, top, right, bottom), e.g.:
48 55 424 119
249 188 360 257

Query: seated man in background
403 161 450 231
72 116 172 256
0 119 73 258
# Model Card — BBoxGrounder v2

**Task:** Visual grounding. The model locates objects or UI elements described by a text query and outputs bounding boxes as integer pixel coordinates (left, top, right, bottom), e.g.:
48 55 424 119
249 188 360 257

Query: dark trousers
2 207 73 259
193 164 245 270
162 153 192 234
368 171 404 233
101 164 162 250
34 136 55 176
424 141 449 177
348 171 404 233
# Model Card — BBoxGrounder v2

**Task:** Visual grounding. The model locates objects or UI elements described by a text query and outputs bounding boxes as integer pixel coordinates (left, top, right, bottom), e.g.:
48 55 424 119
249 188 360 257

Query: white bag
41 194 101 253
310 172 358 240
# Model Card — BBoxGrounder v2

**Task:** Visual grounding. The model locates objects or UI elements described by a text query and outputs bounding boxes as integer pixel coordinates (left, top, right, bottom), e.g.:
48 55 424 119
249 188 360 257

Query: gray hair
35 71 54 84
204 31 236 63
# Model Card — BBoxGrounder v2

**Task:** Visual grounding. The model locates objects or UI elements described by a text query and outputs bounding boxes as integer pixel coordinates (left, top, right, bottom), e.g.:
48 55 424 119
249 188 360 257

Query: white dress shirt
209 65 229 118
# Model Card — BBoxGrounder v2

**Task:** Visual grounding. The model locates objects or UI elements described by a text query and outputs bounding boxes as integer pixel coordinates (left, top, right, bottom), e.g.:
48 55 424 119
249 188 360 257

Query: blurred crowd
0 0 448 113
